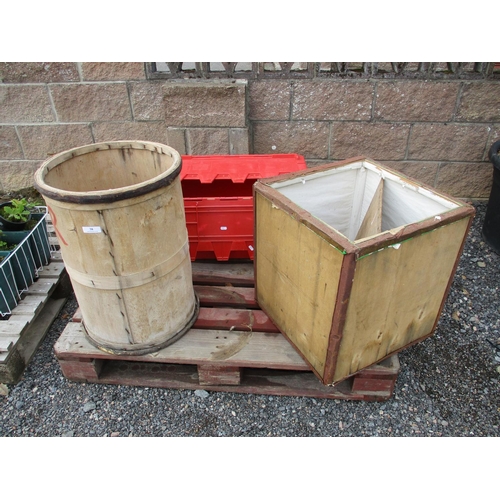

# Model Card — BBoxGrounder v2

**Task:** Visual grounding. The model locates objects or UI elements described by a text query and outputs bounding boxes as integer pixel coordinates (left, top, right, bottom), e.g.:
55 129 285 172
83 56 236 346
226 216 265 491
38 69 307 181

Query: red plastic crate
181 154 307 261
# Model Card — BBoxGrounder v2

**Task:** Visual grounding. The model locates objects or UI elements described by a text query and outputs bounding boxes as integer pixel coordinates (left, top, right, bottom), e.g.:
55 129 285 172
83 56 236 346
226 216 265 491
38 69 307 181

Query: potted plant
483 140 500 254
0 198 34 231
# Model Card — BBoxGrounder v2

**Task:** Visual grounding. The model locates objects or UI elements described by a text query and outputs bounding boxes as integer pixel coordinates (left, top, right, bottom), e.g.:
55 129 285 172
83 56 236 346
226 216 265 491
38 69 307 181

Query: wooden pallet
54 262 400 401
0 256 71 384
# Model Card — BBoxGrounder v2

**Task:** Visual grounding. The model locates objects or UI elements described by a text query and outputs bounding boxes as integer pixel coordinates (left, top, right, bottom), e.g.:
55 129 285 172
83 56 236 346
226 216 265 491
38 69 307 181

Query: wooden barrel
34 141 199 355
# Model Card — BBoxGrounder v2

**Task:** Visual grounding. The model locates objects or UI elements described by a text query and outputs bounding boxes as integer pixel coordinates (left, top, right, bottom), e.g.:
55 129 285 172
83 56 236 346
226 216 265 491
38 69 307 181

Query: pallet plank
24 278 57 296
195 307 279 333
0 255 70 384
0 338 15 353
15 297 68 364
195 285 257 308
55 322 309 371
38 261 66 279
0 320 29 335
192 262 254 286
9 295 45 317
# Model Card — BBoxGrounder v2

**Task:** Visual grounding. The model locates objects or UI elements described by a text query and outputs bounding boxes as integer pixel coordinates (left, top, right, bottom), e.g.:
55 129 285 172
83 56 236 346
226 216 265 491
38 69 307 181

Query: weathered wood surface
191 261 254 286
195 308 279 333
38 142 197 355
198 364 242 386
194 285 258 308
0 256 70 384
54 262 401 401
56 322 308 370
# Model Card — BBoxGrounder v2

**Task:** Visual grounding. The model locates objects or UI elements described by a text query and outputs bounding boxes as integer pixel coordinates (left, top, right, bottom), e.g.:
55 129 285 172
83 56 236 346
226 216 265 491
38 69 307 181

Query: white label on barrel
83 226 102 234
220 226 228 231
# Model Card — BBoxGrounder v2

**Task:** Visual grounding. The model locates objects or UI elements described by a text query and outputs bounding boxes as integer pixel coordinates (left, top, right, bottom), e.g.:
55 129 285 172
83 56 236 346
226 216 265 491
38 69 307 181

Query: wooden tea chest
253 157 475 386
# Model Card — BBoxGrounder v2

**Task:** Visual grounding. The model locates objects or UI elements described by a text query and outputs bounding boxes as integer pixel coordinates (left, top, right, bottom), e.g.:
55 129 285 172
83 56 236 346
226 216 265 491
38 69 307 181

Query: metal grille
147 62 500 80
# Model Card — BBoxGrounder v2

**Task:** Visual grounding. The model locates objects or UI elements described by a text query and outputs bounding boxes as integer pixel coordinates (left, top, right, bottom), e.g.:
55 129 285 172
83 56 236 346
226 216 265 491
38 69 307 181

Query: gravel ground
1 201 499 439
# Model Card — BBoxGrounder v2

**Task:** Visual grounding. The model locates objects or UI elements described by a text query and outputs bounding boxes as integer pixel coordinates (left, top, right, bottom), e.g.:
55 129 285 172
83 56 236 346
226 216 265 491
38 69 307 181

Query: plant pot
1 230 30 245
482 140 500 254
0 231 36 290
0 202 31 231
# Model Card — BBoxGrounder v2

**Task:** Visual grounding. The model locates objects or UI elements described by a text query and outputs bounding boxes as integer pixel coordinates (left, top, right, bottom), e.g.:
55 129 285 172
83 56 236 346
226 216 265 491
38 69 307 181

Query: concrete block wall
1 62 499 199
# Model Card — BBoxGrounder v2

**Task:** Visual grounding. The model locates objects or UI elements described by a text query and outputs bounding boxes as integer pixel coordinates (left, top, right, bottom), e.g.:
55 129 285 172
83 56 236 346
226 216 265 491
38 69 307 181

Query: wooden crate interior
269 159 461 242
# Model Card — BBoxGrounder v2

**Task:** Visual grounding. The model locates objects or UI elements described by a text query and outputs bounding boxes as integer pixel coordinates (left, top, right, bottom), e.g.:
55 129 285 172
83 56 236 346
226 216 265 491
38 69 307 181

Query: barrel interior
43 147 176 192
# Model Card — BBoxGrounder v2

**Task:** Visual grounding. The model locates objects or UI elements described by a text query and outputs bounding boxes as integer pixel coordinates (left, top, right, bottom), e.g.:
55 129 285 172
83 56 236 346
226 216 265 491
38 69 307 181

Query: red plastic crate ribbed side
181 154 307 261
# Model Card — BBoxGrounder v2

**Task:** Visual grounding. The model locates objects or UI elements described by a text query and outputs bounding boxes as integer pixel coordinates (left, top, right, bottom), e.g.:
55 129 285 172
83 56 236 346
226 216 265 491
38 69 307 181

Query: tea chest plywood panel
254 157 475 385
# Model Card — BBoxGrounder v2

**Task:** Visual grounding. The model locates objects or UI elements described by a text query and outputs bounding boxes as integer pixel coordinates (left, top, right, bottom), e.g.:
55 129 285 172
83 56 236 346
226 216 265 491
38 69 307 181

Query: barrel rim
34 140 182 205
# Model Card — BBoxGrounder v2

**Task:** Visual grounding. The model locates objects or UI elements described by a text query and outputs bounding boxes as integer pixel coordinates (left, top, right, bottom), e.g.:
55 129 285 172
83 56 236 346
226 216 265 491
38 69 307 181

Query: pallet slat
194 285 258 308
0 320 29 335
24 278 57 296
56 322 308 371
191 262 254 286
9 295 45 317
0 338 15 353
195 307 279 333
38 261 66 279
0 256 70 383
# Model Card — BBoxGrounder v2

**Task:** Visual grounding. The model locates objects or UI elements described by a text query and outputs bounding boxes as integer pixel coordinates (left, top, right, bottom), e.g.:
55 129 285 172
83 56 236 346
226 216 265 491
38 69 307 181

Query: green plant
0 230 13 251
0 198 34 223
0 231 7 251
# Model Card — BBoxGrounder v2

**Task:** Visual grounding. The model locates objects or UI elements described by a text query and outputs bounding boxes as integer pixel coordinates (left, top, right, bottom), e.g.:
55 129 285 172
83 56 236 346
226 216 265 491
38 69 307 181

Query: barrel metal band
65 241 189 290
